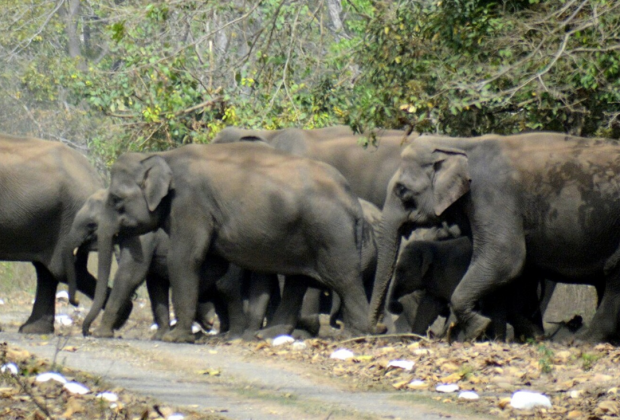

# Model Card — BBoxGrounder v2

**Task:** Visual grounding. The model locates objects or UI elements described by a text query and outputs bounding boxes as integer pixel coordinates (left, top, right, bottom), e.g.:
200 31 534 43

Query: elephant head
82 153 172 335
62 189 107 306
368 143 471 327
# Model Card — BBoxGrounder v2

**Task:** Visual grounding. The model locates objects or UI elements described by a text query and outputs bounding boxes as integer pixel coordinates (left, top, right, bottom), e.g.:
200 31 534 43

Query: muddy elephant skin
371 133 620 342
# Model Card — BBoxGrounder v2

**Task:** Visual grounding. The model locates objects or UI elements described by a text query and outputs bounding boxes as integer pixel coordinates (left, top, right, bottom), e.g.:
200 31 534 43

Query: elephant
212 126 414 208
370 132 620 342
93 142 372 343
70 190 276 339
295 198 383 336
387 236 545 340
0 133 123 334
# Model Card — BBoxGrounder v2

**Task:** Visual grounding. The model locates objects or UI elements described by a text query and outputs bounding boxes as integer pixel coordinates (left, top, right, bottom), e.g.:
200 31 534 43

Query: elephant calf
388 237 545 341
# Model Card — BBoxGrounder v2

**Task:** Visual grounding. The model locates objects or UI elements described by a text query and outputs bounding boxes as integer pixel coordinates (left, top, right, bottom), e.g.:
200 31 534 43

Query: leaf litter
244 336 620 420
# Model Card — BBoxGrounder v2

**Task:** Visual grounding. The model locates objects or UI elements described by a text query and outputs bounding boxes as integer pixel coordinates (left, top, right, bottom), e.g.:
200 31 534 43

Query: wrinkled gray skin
371 133 620 342
0 134 114 334
296 198 382 336
72 190 274 339
389 224 462 335
387 237 545 340
212 126 413 208
95 142 371 343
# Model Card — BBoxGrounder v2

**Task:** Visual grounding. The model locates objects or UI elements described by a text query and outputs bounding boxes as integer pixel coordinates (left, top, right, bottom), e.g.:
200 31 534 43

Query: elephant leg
329 292 342 330
481 293 508 341
215 266 247 339
257 276 309 340
410 292 448 336
451 236 526 341
244 273 278 338
212 292 230 333
578 268 620 342
264 274 282 324
94 237 152 338
146 274 171 340
297 287 321 336
19 263 58 334
163 225 211 343
195 300 216 332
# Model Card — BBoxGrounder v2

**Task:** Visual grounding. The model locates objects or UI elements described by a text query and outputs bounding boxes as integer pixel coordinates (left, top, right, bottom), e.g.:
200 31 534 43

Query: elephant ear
431 148 470 216
140 156 173 212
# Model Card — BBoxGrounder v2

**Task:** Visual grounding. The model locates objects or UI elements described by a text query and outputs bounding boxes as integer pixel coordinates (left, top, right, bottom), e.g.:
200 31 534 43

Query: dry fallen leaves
244 336 620 420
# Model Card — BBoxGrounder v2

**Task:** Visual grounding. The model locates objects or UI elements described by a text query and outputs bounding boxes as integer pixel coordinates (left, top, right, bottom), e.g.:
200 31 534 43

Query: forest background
1 0 619 170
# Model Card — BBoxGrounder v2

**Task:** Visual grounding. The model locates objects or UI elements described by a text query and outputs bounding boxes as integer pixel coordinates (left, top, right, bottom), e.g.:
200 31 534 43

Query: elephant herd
3 128 620 344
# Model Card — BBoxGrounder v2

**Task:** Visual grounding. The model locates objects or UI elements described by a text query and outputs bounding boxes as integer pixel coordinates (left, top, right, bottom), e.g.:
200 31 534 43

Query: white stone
510 391 552 409
35 372 67 384
96 392 119 402
409 380 425 386
150 323 159 331
63 381 90 395
167 414 185 420
271 335 295 346
0 298 5 305
458 391 480 400
55 290 69 301
1 363 18 375
292 341 307 351
387 360 415 371
436 384 460 393
330 348 355 360
191 322 202 334
569 389 583 399
55 314 73 326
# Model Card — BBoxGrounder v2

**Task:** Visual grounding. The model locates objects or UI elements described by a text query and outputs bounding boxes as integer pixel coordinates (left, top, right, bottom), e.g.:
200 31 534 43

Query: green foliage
580 352 601 371
1 0 619 167
350 0 620 138
537 343 554 374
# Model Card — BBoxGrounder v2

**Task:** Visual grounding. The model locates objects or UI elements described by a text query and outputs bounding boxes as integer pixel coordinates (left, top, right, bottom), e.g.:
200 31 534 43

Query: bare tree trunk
327 0 343 33
63 0 82 60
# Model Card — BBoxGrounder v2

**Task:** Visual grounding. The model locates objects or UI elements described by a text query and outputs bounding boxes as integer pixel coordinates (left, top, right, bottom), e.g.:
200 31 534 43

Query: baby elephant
387 237 544 341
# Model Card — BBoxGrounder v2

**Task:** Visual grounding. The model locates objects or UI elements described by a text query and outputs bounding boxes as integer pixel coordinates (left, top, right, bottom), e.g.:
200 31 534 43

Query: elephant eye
109 194 124 211
394 183 414 204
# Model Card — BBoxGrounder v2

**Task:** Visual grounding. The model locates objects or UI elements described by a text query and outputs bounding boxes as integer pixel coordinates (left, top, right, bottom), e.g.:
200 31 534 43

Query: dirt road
0 330 482 420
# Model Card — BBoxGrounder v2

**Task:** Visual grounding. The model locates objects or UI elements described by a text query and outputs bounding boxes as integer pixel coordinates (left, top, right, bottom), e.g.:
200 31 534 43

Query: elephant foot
256 324 294 340
111 302 134 330
19 317 54 335
162 328 196 343
151 327 170 341
242 330 259 341
296 315 320 337
92 327 115 339
292 329 313 340
461 313 492 341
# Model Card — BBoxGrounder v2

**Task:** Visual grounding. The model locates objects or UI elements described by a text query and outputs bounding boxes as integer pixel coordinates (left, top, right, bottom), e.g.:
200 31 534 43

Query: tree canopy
1 0 618 166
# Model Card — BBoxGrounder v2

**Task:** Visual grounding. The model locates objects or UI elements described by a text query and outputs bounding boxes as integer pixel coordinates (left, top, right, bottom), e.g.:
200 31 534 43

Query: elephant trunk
62 237 80 307
386 273 404 315
368 207 405 327
82 220 115 336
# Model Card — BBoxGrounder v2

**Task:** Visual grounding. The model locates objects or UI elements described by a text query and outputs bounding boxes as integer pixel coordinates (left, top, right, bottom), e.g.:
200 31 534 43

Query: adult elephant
370 132 620 342
0 133 116 334
212 126 413 208
93 142 372 343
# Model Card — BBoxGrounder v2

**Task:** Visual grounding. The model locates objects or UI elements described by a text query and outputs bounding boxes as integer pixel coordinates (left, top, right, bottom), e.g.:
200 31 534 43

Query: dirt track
0 297 480 420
